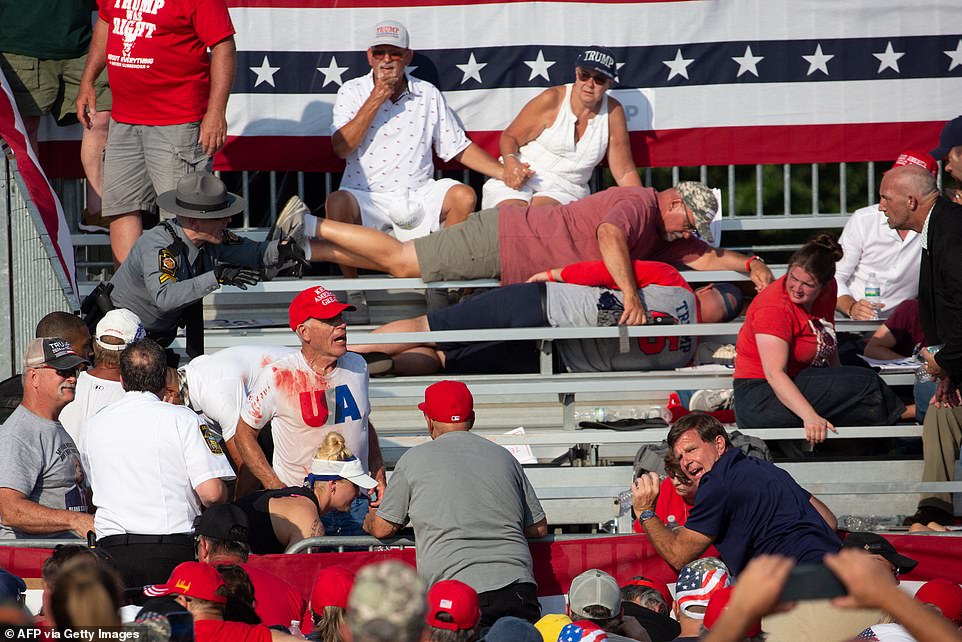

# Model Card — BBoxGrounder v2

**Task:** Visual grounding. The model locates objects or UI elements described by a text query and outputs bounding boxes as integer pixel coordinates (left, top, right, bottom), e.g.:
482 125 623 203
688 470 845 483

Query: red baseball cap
311 565 355 613
703 586 761 637
425 580 480 631
915 578 962 624
625 577 674 611
143 562 226 604
892 150 938 176
288 286 355 330
418 380 474 423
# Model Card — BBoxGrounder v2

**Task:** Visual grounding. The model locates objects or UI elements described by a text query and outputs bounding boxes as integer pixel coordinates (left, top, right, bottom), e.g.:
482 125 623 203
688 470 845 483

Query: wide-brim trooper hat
156 172 247 219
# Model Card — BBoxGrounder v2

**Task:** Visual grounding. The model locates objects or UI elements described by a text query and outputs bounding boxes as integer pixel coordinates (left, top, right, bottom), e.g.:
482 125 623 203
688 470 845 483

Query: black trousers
477 581 541 629
98 534 194 595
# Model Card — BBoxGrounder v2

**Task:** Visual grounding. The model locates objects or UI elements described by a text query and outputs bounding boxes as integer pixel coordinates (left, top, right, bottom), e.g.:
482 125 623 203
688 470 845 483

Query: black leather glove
277 239 308 267
213 265 260 290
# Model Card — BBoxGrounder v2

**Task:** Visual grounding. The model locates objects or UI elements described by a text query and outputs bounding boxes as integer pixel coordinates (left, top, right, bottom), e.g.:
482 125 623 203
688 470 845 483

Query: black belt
98 533 193 546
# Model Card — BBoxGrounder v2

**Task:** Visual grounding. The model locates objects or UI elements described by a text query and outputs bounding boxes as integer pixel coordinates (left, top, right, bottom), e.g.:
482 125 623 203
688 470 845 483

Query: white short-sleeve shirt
185 346 296 441
240 351 371 487
60 372 125 446
84 391 235 537
331 72 471 193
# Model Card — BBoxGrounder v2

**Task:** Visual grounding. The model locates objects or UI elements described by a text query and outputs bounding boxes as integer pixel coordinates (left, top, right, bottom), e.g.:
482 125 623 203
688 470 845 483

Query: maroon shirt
497 186 709 285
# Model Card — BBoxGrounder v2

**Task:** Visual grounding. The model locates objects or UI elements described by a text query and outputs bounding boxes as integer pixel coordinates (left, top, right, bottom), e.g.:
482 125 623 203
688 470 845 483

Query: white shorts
481 172 590 209
340 178 462 242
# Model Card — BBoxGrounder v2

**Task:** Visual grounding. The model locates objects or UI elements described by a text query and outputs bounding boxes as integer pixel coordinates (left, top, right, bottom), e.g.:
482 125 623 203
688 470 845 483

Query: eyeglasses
37 365 82 379
680 203 698 234
576 67 611 85
370 47 405 59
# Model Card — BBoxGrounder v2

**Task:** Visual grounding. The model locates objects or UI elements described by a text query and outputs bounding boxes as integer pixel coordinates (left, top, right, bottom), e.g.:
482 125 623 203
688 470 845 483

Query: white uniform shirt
59 372 125 445
331 72 471 192
240 351 371 487
185 346 296 441
83 391 235 537
835 204 921 318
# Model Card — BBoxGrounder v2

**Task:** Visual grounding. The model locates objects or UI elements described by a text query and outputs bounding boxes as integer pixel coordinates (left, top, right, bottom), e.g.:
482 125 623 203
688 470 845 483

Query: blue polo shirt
684 448 841 575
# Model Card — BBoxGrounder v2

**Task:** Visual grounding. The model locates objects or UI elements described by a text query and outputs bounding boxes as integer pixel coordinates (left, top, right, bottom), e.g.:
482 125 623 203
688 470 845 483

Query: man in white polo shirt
83 338 233 590
322 19 512 317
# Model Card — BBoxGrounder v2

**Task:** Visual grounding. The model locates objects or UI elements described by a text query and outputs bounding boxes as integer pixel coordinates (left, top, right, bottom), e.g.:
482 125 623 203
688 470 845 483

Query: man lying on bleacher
297 181 773 326
349 260 743 375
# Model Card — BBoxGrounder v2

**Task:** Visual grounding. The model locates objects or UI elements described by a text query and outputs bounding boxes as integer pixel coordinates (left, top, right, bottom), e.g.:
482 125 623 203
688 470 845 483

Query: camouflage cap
348 561 426 642
675 181 718 243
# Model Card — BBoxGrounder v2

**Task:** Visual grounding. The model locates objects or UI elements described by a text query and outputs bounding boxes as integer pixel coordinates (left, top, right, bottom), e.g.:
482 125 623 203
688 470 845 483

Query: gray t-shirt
0 405 89 539
377 430 545 592
546 282 697 372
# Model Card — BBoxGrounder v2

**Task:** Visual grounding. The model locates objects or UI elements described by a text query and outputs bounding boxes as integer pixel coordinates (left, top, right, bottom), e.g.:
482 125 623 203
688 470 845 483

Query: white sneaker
268 196 309 245
343 290 370 325
689 388 734 412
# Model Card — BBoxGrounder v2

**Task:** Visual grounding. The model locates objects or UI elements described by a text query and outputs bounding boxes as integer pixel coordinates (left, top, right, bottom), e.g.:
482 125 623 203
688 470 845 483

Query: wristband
745 255 764 271
848 300 857 317
547 270 556 282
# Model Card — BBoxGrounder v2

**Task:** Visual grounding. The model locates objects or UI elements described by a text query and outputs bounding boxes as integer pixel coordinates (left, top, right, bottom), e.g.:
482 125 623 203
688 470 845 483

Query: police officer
103 172 306 359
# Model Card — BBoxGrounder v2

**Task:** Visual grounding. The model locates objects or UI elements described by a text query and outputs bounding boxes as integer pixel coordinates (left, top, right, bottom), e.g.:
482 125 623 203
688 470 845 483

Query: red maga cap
893 150 938 176
915 578 962 625
143 562 226 604
311 565 355 613
425 580 480 631
418 380 474 423
288 286 355 329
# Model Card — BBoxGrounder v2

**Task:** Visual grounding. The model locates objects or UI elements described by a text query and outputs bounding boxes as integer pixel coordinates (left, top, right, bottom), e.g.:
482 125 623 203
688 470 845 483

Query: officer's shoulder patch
158 248 178 284
199 424 224 455
223 230 243 245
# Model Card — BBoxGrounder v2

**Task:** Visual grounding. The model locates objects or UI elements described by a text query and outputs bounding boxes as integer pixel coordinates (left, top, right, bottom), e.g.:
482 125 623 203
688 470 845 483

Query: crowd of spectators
5 4 962 640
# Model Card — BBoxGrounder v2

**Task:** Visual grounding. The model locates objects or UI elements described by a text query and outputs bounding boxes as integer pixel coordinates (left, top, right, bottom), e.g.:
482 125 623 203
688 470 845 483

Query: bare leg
324 190 362 278
308 240 389 273
440 183 476 227
350 315 433 356
311 218 420 277
495 198 529 208
530 195 562 207
109 212 143 266
81 110 110 215
393 347 443 375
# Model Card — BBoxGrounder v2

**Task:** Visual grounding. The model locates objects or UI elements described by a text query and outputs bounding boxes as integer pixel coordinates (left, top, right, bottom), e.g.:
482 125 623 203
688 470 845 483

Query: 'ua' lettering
334 385 361 423
299 391 329 427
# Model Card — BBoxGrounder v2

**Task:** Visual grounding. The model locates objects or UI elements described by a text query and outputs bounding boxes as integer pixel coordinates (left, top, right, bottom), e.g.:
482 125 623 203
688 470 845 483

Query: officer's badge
199 424 224 455
158 249 178 284
223 230 243 245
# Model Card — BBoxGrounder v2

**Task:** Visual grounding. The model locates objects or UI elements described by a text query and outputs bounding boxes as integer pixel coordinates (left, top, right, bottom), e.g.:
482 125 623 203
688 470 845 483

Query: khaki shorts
414 208 501 282
102 119 211 217
0 52 111 124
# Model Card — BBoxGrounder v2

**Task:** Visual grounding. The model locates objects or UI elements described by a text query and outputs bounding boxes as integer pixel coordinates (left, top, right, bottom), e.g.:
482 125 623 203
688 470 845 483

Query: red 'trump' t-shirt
100 0 235 125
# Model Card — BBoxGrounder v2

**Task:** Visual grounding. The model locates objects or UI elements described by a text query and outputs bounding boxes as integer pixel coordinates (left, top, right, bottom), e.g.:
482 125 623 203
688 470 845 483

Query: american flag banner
0 69 78 299
211 0 962 173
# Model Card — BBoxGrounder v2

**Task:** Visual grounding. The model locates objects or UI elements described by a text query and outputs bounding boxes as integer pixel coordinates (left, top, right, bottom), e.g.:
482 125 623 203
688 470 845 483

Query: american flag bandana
675 557 732 619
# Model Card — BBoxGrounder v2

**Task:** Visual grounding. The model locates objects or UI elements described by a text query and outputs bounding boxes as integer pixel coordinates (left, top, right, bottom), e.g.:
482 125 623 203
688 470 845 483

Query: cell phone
778 563 847 602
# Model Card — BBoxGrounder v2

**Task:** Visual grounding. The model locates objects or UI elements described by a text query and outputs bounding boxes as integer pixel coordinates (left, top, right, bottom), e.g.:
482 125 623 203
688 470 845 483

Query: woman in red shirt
733 235 906 444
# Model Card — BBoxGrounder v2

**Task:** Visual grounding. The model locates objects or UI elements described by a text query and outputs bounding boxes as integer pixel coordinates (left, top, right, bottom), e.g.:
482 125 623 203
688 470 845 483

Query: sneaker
689 388 735 412
359 351 393 376
696 341 737 366
79 208 109 233
343 290 370 325
267 196 309 244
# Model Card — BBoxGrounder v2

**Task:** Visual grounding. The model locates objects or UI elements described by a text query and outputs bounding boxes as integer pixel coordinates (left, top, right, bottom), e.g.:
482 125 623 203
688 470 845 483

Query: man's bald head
879 165 940 233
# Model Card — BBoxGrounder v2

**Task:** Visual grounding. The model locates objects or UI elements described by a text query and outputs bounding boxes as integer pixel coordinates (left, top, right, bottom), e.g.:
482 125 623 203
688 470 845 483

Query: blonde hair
315 432 353 461
313 605 347 642
50 559 123 631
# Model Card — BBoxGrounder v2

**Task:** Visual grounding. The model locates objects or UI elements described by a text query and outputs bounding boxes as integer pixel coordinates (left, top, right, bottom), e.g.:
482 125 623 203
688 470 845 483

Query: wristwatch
745 255 765 271
638 509 658 523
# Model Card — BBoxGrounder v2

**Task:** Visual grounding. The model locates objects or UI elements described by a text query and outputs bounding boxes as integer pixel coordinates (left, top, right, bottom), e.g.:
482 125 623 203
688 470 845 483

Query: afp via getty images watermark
4 628 143 640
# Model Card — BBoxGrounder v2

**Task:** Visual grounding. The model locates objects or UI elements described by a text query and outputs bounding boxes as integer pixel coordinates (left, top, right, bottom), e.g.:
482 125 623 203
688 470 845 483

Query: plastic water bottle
864 274 881 320
289 621 306 638
574 407 640 422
